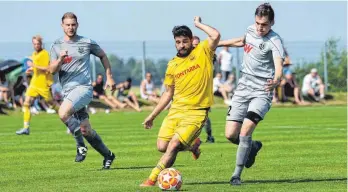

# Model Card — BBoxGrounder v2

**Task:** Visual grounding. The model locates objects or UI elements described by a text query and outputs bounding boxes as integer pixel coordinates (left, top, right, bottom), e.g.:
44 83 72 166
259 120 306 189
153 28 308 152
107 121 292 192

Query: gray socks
84 129 110 157
232 135 252 178
65 116 85 148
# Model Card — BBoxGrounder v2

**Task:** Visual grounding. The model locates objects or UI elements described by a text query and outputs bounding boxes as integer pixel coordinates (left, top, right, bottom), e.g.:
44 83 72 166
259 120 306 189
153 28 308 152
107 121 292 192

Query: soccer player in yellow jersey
16 35 55 135
140 16 220 187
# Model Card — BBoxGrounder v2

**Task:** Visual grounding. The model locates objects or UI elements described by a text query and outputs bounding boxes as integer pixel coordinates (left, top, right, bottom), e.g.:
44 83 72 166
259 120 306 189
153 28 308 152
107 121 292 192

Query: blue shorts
62 85 93 112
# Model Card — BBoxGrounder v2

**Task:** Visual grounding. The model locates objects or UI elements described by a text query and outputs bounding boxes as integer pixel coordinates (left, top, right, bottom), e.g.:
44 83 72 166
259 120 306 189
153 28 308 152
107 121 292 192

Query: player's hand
104 77 116 92
265 79 280 92
194 16 202 26
142 115 155 129
59 50 68 59
25 67 33 74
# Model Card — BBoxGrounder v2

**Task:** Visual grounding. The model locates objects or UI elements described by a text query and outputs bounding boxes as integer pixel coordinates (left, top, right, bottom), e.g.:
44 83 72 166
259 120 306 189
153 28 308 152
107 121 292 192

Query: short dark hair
193 36 200 41
172 25 193 39
62 12 78 23
255 3 274 22
126 77 132 83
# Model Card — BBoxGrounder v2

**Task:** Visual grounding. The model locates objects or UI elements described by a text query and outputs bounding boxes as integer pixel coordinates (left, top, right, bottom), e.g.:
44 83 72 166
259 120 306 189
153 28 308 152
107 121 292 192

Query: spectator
114 78 141 112
218 46 233 81
224 73 236 97
302 68 326 102
140 72 160 104
93 74 123 110
12 76 28 108
192 36 200 48
0 72 11 108
213 72 232 105
280 57 309 105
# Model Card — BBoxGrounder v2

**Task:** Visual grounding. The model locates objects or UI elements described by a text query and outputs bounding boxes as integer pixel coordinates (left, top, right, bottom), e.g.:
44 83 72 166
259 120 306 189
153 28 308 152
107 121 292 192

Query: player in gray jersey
49 12 116 169
218 3 285 185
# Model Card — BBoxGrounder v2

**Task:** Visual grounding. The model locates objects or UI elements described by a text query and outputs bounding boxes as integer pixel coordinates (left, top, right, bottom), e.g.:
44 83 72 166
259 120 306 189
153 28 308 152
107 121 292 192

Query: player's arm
148 85 174 119
273 57 283 85
218 36 245 47
49 50 67 74
91 42 116 92
194 16 221 50
265 37 285 91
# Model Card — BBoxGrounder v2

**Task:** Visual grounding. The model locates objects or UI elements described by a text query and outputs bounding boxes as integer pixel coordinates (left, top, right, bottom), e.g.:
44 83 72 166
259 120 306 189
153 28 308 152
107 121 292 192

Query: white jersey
219 49 233 72
302 74 320 92
241 25 285 79
213 77 223 92
140 80 155 98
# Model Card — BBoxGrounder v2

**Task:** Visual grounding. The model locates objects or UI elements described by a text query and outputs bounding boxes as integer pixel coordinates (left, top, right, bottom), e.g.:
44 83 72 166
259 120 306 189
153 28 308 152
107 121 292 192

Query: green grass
0 106 346 192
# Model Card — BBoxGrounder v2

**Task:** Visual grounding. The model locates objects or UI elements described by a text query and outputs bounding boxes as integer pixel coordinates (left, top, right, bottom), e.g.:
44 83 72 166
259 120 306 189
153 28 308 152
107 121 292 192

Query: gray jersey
241 25 285 79
50 35 102 91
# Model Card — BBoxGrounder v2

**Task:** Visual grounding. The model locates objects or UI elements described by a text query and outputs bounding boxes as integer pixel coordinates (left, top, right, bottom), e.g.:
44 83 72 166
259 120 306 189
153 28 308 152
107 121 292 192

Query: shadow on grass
95 165 184 171
186 178 347 185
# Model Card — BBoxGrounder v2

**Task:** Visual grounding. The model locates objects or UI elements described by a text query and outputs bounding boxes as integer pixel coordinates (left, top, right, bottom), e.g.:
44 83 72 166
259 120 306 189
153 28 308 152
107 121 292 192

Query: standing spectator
302 68 326 102
218 46 233 81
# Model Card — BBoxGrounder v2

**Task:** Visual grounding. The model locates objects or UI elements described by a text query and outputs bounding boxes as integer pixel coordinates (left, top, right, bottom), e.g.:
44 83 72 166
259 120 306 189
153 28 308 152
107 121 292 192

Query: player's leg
59 99 87 162
148 95 160 104
231 97 270 185
16 95 34 135
204 117 215 143
78 110 115 169
141 112 177 186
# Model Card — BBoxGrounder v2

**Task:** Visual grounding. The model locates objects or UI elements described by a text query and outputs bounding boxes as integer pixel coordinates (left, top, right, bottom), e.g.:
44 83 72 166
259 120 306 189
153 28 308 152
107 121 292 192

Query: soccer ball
158 168 182 190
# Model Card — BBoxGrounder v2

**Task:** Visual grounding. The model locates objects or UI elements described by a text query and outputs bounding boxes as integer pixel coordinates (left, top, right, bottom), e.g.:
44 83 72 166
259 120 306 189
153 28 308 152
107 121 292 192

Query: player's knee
157 145 167 153
58 109 70 121
225 133 239 144
245 111 262 125
167 139 181 152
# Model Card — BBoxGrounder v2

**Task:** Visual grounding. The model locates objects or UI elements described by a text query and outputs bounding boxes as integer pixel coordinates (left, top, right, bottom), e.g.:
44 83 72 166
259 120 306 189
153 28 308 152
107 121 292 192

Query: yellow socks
149 162 165 182
23 105 31 129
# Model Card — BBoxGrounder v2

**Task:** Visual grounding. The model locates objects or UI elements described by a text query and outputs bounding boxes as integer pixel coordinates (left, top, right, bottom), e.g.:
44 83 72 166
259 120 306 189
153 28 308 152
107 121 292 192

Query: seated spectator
213 72 232 105
224 74 236 97
12 76 28 109
0 72 11 108
114 78 141 112
93 74 123 110
302 68 325 102
280 57 309 105
140 72 160 104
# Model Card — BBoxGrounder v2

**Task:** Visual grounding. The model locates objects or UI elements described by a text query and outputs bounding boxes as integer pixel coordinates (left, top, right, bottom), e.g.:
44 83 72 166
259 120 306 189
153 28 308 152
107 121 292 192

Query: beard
177 46 193 58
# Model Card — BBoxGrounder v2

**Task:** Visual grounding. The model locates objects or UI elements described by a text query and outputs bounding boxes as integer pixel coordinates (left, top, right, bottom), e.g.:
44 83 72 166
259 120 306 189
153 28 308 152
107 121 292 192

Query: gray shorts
62 85 93 112
226 73 272 122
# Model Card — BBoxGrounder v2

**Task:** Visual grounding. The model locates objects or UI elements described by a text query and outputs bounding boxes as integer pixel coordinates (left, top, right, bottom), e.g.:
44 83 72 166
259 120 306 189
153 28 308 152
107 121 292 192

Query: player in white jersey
218 3 285 185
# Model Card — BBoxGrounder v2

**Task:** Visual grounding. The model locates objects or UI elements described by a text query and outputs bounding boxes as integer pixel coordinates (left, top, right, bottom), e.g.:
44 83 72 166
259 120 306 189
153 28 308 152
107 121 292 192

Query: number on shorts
227 106 232 116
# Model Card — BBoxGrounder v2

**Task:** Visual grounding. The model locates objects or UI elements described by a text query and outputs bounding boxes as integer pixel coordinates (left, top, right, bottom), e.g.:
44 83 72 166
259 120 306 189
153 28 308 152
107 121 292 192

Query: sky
0 0 346 43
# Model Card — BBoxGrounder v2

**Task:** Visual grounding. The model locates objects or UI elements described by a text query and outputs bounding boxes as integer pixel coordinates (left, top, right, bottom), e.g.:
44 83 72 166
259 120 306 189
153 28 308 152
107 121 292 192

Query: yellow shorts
158 108 208 147
25 86 52 101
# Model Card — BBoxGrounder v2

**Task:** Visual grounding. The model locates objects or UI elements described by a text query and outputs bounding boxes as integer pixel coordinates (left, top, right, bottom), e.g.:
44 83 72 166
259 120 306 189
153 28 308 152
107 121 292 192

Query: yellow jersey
30 49 53 88
164 40 214 110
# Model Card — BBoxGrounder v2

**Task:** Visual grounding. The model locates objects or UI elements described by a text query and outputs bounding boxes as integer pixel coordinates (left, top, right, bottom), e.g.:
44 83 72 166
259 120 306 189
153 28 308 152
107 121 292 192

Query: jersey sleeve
200 40 214 60
90 40 103 56
163 63 175 86
270 37 285 59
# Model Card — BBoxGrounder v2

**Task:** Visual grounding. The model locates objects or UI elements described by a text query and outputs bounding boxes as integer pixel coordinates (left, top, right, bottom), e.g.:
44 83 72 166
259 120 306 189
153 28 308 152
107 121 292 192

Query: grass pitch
0 106 346 191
